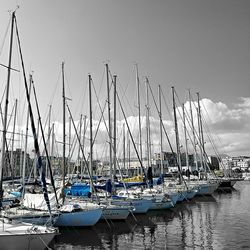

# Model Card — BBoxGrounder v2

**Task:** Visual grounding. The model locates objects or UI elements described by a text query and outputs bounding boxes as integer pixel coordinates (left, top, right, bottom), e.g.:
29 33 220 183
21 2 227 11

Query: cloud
236 97 250 108
10 97 249 160
180 97 250 156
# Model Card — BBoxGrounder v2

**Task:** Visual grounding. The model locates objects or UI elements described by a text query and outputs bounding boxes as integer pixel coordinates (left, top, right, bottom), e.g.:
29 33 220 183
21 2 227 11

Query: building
2 148 33 179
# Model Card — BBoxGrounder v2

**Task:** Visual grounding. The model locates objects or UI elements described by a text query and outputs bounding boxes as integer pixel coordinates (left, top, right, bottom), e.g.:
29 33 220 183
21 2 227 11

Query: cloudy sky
0 0 249 159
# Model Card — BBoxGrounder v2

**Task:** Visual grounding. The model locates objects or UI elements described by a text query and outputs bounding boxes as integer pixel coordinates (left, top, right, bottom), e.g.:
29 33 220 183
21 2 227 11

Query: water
52 181 250 249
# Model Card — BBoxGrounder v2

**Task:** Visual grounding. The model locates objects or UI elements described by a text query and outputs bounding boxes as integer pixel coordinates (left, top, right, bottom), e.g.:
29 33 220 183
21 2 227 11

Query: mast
77 114 83 175
51 123 55 172
0 11 15 206
188 90 198 172
145 77 152 173
123 123 126 174
46 105 52 178
88 74 93 187
135 64 143 172
105 64 113 182
66 104 99 203
22 76 32 195
62 62 66 194
158 85 164 176
127 129 130 176
68 116 71 175
197 92 206 179
182 103 190 179
15 13 52 215
81 115 87 178
32 76 59 205
116 90 147 179
172 86 182 184
10 99 18 184
113 75 117 180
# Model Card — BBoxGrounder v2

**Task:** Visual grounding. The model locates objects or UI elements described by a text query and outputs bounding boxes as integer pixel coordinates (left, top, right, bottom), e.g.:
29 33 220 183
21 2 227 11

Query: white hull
148 200 173 210
198 182 219 195
101 205 130 220
111 198 152 213
2 208 59 225
55 207 102 227
0 221 57 250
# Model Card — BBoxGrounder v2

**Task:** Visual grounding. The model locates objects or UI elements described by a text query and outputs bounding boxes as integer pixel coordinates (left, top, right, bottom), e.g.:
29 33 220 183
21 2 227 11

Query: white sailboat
0 11 58 249
0 219 57 250
55 68 102 227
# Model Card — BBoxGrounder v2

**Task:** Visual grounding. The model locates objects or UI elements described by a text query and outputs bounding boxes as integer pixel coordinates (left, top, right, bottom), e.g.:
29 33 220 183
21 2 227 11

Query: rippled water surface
53 181 250 249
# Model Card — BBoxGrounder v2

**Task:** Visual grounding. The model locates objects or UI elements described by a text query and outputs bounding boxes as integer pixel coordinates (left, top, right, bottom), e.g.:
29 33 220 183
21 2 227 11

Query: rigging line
0 15 11 56
32 76 59 205
201 100 223 146
0 80 15 178
92 76 110 149
121 80 137 118
116 127 124 157
160 86 173 121
14 13 52 215
14 41 26 132
189 94 217 158
117 80 137 118
185 98 215 172
203 125 222 161
0 83 7 105
0 129 33 138
68 121 81 161
174 101 197 156
40 125 53 156
116 88 147 180
64 70 73 103
200 109 223 161
147 81 174 153
182 91 203 146
66 102 100 203
108 68 136 119
76 75 88 116
6 102 15 149
96 66 106 108
0 63 20 72
91 76 103 122
48 69 61 106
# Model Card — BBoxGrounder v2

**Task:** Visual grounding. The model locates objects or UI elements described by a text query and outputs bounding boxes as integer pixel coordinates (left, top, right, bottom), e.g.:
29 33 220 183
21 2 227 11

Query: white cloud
10 97 249 160
236 97 250 108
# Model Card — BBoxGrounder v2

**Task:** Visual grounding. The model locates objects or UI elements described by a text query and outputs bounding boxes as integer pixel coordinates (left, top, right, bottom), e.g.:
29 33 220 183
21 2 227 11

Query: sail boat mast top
0 11 15 207
62 62 66 193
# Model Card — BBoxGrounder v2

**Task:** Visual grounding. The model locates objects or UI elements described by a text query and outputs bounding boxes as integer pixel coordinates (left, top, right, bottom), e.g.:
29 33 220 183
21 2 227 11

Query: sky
0 0 249 159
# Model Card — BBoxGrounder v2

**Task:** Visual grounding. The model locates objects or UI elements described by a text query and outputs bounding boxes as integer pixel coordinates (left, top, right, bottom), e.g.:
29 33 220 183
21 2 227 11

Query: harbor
0 1 249 249
53 181 250 249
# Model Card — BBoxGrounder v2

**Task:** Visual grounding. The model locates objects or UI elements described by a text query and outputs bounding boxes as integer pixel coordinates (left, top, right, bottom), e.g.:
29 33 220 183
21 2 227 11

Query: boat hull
54 208 102 227
1 232 56 250
148 200 173 210
7 213 59 226
168 193 180 205
185 189 197 200
3 208 59 226
197 182 219 195
0 222 57 250
101 206 130 220
111 198 152 214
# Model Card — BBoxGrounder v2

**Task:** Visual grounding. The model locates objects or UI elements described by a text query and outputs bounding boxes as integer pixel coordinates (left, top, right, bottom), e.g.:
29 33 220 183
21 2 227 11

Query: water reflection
54 227 102 249
53 182 250 249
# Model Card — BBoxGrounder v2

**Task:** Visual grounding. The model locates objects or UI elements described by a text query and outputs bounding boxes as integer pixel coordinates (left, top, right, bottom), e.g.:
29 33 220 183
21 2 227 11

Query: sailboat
0 218 57 250
95 72 132 220
3 74 60 226
0 11 58 249
54 63 102 227
63 71 132 221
